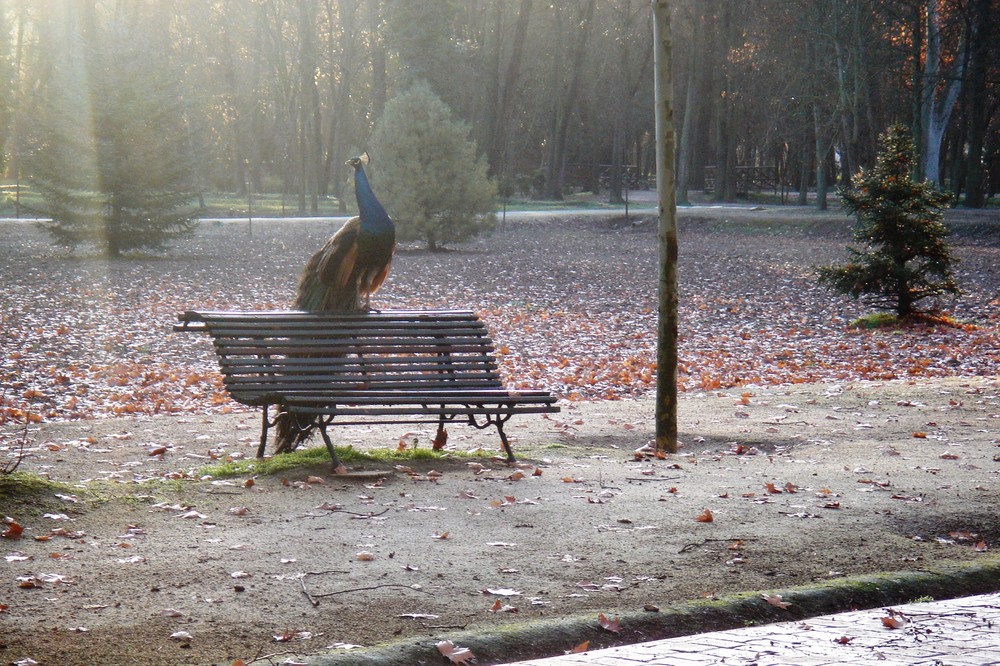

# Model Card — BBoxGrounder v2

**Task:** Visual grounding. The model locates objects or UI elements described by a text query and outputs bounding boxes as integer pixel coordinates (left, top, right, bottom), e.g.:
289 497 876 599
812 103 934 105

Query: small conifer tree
818 124 959 317
370 82 496 251
24 24 196 257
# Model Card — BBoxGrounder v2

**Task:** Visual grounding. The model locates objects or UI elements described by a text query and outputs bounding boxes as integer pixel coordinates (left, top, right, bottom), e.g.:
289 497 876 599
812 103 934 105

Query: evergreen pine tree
24 15 196 257
818 124 959 318
370 82 496 251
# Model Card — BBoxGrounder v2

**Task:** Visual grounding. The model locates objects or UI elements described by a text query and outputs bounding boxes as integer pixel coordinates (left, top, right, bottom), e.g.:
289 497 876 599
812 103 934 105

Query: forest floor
1 203 999 666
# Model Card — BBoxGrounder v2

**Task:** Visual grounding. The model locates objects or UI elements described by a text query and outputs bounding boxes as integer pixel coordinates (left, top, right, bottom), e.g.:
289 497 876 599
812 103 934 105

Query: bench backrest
175 310 505 404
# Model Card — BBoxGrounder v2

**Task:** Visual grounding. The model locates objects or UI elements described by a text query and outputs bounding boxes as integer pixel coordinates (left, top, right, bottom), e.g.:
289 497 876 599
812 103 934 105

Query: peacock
273 151 396 455
295 151 396 312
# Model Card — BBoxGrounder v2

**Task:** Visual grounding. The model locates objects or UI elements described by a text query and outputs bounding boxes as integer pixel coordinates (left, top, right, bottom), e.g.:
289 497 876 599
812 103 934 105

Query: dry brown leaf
695 508 714 523
568 640 590 654
598 613 622 633
881 615 906 629
2 518 24 540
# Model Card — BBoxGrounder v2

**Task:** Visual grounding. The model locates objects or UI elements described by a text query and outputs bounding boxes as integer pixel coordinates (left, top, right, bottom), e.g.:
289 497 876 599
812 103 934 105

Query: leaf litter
2 211 999 665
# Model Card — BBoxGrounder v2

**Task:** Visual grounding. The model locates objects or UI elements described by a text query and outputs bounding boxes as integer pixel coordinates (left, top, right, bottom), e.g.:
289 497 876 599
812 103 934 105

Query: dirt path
3 376 999 665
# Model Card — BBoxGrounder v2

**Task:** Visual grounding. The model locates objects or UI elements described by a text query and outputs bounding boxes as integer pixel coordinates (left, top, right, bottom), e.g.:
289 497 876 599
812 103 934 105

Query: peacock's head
346 151 371 170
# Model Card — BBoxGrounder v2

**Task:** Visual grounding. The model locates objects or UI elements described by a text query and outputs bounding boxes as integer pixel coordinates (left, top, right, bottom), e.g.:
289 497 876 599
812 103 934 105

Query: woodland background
0 0 998 215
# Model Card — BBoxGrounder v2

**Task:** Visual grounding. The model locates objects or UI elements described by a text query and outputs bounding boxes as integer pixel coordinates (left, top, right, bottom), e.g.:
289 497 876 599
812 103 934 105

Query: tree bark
963 0 993 207
653 0 678 454
921 0 964 186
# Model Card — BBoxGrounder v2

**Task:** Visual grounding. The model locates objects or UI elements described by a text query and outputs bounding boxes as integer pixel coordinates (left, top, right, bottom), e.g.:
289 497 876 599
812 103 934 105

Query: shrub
370 82 496 251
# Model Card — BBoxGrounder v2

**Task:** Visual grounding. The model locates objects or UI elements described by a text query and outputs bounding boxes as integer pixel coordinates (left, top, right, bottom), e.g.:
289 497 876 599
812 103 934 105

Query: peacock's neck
355 168 392 232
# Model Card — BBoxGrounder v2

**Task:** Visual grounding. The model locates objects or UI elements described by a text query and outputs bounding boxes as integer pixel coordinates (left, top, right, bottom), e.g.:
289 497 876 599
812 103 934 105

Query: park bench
173 309 559 467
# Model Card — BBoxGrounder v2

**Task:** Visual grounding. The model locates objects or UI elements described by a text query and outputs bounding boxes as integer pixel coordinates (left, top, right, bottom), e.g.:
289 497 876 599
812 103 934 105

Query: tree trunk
814 102 828 210
921 1 964 186
543 0 596 200
963 0 993 207
488 0 532 176
653 0 678 454
368 0 387 121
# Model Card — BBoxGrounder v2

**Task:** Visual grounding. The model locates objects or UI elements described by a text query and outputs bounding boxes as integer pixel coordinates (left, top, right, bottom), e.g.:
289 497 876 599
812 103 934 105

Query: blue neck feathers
354 167 393 233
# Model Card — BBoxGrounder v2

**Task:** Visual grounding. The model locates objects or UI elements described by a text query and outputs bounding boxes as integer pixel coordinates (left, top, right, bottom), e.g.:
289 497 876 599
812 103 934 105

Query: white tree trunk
922 1 964 185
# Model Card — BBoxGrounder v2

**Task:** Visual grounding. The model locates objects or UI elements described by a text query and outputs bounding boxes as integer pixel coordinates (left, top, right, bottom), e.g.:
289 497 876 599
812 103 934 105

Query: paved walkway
500 593 1000 665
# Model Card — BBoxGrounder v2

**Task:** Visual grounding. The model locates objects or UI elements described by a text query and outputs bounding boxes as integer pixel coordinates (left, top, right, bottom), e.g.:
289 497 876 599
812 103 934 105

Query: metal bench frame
174 310 559 465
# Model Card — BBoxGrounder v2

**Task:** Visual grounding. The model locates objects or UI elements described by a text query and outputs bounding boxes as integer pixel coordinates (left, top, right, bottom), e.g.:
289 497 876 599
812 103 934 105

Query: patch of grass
199 445 483 478
0 472 81 514
852 312 901 329
850 312 976 331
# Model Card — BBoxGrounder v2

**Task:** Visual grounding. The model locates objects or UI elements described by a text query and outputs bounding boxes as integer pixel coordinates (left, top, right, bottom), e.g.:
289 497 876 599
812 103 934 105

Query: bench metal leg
257 403 272 458
466 409 516 463
318 424 342 469
496 422 516 463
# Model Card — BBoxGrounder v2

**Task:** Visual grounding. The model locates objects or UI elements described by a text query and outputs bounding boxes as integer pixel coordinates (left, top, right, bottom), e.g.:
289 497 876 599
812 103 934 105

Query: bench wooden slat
219 356 498 370
226 380 506 397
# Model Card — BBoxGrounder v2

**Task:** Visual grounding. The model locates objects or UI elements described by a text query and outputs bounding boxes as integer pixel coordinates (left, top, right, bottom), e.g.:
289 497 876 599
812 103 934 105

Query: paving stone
498 593 1000 665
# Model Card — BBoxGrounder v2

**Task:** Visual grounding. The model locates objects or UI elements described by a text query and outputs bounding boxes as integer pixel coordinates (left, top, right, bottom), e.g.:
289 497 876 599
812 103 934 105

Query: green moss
852 312 900 329
199 445 483 478
0 472 85 515
0 471 77 499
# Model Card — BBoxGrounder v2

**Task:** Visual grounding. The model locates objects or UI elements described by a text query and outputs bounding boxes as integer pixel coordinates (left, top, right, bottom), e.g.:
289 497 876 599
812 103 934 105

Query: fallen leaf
436 639 476 664
695 508 714 523
598 612 622 633
2 518 24 540
568 640 590 654
762 593 791 609
433 428 448 450
356 551 376 561
488 599 518 613
432 531 449 540
881 615 906 629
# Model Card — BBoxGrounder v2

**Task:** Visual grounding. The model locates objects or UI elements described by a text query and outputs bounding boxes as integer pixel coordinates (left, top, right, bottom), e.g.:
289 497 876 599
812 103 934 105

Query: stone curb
308 556 1000 665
